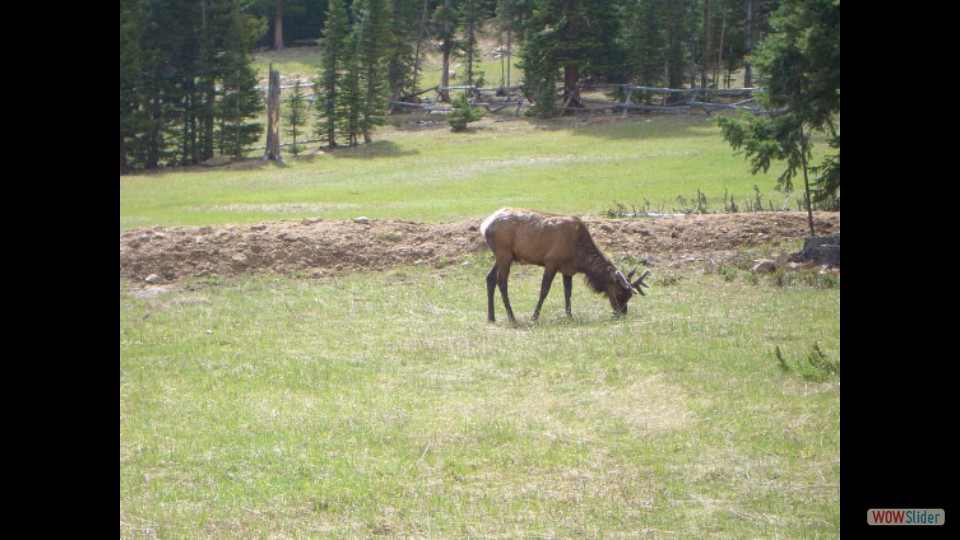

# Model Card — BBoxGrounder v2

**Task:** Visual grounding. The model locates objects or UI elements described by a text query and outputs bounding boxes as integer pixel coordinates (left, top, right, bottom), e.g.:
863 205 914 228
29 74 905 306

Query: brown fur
481 208 647 323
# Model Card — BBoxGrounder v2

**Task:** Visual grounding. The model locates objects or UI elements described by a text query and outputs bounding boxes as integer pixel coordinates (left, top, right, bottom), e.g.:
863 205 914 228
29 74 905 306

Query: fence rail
385 83 782 117
260 80 781 117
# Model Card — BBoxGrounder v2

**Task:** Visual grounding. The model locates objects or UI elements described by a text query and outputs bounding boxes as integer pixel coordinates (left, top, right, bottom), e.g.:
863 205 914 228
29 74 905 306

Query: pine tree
458 0 489 90
495 0 523 88
432 0 458 102
120 0 268 169
120 0 146 172
619 0 690 102
519 0 624 116
717 0 840 234
316 0 350 148
350 0 393 144
285 80 308 156
217 3 265 159
386 0 421 102
448 92 485 132
337 53 364 147
621 0 667 90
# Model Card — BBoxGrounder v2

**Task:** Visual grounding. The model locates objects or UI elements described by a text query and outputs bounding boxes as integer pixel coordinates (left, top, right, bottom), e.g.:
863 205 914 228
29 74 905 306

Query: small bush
775 343 840 381
768 270 840 289
448 94 485 132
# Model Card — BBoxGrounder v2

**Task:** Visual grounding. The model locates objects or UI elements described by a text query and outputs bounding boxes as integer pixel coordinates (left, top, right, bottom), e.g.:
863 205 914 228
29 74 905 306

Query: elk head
607 267 651 315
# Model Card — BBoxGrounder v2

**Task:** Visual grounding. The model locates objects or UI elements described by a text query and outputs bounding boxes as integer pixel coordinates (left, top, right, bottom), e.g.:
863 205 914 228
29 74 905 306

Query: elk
480 207 650 323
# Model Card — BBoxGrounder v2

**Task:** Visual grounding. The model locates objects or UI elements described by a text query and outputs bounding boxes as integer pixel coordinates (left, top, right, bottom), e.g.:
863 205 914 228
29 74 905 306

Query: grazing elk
481 207 650 323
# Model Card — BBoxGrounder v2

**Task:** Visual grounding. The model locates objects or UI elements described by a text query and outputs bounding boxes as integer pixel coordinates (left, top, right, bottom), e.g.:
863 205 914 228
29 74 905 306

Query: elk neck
575 229 615 294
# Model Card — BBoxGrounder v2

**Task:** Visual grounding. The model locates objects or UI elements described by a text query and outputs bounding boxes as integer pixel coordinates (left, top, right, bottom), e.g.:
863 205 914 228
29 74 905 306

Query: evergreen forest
120 0 839 195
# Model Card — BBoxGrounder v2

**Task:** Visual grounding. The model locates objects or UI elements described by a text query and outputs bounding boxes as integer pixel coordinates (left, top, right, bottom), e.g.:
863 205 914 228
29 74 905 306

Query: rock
752 260 777 273
202 155 232 167
793 235 840 268
786 260 815 270
354 217 370 224
145 274 160 283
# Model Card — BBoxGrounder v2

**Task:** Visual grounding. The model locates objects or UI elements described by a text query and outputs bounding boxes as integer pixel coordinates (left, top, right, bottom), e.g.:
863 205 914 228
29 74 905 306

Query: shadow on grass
563 112 723 141
491 312 630 330
329 140 420 160
122 157 290 178
459 110 725 141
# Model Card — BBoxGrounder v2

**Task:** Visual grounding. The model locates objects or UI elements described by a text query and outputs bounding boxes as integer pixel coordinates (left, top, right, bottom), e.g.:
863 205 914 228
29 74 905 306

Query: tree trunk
689 0 697 92
273 0 284 50
702 0 711 97
506 25 512 87
264 65 282 161
714 5 726 89
744 0 754 87
412 0 430 92
563 64 582 109
800 126 815 237
662 59 669 105
120 131 128 174
439 0 452 102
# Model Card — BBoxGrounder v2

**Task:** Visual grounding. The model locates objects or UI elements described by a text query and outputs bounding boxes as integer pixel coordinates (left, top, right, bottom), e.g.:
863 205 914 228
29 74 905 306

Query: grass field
120 256 839 538
119 113 809 231
120 49 839 536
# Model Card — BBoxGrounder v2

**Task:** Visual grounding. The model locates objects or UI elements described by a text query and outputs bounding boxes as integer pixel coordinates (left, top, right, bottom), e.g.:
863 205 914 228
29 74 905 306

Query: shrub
448 94 485 132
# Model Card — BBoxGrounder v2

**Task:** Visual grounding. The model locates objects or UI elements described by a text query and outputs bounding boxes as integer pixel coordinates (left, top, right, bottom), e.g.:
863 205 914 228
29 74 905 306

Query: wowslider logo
867 509 945 526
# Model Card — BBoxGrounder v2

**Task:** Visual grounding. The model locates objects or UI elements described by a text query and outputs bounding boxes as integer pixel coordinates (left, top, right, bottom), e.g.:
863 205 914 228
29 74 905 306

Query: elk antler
631 269 651 296
614 269 634 291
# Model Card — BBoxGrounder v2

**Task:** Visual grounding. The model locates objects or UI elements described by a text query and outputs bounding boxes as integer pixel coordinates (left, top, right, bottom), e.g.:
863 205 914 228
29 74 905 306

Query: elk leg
562 274 573 317
533 268 558 321
486 265 498 322
495 261 517 324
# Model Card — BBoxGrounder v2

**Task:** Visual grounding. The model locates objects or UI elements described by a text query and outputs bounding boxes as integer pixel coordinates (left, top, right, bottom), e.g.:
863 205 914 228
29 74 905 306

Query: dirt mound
120 212 840 284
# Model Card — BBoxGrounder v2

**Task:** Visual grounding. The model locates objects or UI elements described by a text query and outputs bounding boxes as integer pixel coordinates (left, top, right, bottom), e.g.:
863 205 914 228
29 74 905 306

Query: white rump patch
479 207 510 237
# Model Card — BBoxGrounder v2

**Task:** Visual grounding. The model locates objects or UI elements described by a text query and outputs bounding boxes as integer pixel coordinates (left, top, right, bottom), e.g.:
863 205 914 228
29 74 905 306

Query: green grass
122 48 838 535
250 45 522 91
251 46 323 83
120 260 839 538
120 114 800 230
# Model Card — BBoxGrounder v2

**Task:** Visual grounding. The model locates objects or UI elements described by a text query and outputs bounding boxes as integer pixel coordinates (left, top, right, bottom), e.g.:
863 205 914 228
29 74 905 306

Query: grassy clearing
120 114 795 230
250 45 522 90
124 45 826 231
120 258 839 538
251 46 323 82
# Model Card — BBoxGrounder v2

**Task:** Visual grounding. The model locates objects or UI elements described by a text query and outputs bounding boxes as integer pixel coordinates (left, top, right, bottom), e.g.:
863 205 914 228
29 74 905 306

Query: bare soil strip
120 212 839 283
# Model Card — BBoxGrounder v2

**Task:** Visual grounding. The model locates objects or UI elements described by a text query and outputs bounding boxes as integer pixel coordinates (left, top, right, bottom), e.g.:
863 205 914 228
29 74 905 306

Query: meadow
119 113 808 231
120 74 839 537
120 259 839 538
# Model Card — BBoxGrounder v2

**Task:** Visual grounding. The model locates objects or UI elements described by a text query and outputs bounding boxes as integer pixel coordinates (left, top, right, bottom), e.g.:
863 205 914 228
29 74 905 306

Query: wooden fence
386 83 784 117
260 81 782 118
